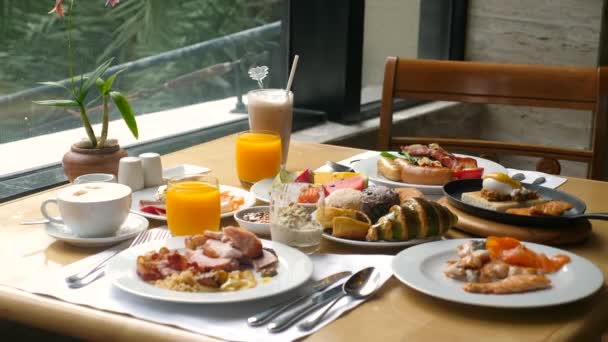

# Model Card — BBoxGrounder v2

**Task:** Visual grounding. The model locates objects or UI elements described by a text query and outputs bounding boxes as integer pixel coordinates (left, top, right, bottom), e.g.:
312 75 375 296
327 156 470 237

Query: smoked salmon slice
485 236 570 273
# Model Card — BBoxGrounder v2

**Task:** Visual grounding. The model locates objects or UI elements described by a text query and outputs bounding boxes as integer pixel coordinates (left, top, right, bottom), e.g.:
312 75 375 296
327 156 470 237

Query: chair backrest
377 57 608 179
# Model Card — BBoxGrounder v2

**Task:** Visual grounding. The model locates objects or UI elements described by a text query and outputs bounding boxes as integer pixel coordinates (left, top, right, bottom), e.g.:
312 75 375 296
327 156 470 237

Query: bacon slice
222 226 263 259
185 249 239 271
203 239 243 259
252 248 278 271
402 144 431 156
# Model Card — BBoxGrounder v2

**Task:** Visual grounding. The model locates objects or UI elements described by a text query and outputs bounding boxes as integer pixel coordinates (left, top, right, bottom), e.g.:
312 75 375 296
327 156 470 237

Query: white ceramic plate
352 153 507 195
45 213 148 248
322 230 441 248
250 177 274 203
391 239 604 308
131 185 256 221
106 236 313 304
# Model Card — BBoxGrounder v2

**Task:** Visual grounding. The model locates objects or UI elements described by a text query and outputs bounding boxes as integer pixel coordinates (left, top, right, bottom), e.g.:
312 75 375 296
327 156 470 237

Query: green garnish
398 150 418 164
380 151 397 160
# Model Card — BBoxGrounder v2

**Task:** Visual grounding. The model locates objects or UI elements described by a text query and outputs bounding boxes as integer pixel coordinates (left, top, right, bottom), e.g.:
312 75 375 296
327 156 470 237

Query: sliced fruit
297 186 320 203
294 169 314 183
322 175 366 195
314 171 362 185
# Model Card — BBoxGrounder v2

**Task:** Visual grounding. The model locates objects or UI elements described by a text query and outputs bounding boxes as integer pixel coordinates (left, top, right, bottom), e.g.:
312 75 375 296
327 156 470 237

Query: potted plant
35 0 138 181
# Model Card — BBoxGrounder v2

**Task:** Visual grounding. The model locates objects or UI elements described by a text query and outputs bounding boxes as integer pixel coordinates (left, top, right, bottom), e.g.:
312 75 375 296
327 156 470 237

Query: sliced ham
185 235 210 250
185 249 239 271
222 226 263 259
204 230 228 242
202 239 243 259
252 248 278 271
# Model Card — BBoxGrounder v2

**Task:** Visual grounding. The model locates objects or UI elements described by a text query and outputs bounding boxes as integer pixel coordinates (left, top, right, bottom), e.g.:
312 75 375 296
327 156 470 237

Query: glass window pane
0 0 286 177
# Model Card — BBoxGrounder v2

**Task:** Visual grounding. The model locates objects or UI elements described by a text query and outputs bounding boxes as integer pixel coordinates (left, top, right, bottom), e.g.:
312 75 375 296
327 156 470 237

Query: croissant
367 198 457 241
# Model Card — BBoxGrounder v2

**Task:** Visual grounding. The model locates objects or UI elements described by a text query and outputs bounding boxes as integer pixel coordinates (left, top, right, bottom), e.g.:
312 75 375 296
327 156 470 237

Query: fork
66 228 172 288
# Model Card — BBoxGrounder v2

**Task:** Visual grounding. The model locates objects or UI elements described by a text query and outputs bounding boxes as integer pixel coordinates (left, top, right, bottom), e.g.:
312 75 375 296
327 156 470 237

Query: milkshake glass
247 89 293 165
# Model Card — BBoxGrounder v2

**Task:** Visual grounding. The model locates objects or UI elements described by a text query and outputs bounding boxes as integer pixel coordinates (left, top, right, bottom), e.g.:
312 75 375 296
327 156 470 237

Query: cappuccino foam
59 182 131 203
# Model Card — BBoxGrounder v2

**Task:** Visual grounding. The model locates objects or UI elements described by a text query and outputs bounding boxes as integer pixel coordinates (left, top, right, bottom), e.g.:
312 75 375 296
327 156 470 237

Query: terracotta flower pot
62 139 128 182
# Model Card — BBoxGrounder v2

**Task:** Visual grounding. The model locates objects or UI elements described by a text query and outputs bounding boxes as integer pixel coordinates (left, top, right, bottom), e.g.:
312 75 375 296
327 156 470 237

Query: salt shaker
118 156 144 191
139 152 164 187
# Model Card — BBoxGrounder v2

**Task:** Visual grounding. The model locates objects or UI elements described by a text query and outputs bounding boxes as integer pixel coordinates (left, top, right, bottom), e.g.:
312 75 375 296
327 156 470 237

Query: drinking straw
285 54 299 94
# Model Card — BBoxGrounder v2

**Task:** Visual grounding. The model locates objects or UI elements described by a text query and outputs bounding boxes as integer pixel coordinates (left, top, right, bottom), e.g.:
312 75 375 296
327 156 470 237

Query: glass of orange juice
166 174 220 236
236 130 282 186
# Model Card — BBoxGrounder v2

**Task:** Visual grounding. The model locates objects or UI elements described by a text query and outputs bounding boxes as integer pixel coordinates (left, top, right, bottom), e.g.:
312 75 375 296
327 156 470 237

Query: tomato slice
454 167 484 179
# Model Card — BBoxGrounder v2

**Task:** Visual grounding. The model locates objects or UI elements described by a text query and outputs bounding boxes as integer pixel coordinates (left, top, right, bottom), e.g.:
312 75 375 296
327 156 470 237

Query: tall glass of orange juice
236 130 282 186
166 174 220 236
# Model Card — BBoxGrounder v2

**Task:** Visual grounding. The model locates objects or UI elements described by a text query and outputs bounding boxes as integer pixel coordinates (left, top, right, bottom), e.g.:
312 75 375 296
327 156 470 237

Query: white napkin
506 168 567 189
13 253 393 342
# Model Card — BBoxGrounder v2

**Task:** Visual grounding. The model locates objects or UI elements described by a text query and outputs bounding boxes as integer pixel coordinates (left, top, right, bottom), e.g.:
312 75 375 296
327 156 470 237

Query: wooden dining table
0 134 607 341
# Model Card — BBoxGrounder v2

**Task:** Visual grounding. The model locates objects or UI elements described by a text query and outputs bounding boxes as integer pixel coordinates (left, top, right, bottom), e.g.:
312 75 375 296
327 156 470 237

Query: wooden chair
377 57 608 179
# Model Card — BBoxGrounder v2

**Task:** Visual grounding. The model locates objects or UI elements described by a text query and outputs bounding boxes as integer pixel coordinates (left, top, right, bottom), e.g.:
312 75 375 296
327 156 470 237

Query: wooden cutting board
438 197 591 245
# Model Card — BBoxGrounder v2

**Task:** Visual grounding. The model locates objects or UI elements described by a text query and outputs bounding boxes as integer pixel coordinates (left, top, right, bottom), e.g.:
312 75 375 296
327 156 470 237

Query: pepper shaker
118 156 144 191
139 152 164 187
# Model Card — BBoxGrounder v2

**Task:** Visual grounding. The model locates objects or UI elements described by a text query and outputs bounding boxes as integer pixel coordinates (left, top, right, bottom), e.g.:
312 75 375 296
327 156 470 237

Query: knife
267 284 344 333
247 271 351 327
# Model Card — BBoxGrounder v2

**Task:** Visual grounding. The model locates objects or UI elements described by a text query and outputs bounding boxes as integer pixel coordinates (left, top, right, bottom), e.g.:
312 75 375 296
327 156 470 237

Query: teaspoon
297 266 382 331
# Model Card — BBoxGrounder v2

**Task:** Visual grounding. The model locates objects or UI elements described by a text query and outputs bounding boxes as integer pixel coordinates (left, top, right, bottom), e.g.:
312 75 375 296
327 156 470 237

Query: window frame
289 0 468 123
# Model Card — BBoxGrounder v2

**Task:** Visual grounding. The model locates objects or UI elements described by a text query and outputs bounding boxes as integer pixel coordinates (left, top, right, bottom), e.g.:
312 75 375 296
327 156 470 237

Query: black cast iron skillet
443 179 608 228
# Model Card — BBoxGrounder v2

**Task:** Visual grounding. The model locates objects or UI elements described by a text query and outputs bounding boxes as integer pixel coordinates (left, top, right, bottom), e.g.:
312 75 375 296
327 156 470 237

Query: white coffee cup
40 182 132 238
74 173 116 184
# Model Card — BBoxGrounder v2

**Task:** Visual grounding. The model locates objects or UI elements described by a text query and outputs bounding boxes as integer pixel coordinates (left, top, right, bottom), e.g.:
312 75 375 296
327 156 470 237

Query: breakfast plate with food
318 185 458 248
250 168 369 203
106 226 313 303
391 237 603 308
352 144 507 195
131 185 256 221
443 175 608 227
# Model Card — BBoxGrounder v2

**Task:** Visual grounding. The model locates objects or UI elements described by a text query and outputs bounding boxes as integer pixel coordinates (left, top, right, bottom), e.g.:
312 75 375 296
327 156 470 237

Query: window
0 0 465 201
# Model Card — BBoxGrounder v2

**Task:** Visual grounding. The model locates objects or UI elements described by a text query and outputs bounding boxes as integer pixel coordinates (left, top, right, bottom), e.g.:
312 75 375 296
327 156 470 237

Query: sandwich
461 173 546 211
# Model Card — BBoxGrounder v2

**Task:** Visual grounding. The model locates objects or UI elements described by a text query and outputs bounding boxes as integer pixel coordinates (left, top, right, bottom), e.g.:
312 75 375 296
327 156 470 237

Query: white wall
361 0 420 103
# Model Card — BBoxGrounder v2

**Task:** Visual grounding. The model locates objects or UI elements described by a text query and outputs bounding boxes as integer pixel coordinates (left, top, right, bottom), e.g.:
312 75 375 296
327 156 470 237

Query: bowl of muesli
234 205 270 236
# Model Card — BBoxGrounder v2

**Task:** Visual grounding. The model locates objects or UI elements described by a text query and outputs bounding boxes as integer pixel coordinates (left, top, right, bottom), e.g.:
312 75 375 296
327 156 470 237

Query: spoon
297 266 382 331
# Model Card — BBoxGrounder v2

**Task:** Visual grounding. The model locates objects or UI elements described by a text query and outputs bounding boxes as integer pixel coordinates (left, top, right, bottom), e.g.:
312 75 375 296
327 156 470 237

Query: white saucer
45 213 149 248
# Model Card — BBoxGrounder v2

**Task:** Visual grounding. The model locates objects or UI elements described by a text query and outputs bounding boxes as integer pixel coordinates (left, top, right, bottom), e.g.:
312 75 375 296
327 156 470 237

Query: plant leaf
103 68 127 94
38 81 69 91
110 91 138 139
78 58 114 102
96 77 105 94
33 99 80 107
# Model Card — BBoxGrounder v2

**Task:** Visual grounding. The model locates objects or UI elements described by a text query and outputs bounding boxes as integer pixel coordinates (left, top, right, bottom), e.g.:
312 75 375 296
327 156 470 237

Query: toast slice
461 191 546 212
